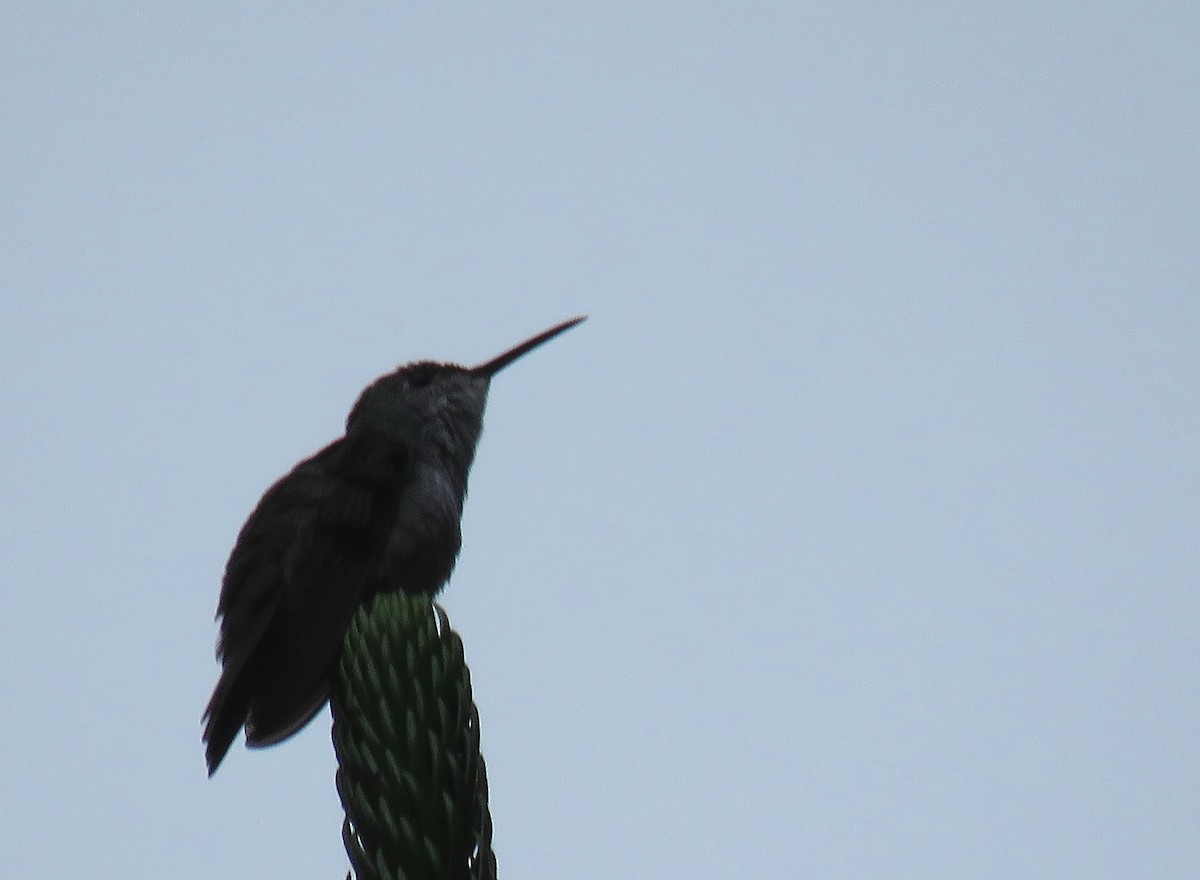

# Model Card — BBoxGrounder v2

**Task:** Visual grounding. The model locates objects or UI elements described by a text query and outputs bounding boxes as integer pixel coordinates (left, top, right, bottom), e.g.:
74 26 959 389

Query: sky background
2 3 1197 878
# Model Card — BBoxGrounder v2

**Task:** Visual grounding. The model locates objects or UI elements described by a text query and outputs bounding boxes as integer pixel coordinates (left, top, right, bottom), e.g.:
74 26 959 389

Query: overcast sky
2 3 1197 878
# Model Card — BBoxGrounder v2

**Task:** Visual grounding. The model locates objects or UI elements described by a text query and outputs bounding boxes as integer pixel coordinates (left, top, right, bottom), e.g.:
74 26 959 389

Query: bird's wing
202 433 407 774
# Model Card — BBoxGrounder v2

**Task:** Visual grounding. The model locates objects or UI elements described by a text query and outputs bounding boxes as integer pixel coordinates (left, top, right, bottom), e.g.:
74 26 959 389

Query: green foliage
332 592 496 880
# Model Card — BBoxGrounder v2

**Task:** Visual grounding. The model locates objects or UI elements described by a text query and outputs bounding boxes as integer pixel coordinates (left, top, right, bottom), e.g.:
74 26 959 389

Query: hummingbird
202 316 585 775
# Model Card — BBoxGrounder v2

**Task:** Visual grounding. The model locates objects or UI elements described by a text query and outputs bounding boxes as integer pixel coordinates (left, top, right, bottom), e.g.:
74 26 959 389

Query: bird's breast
379 459 466 594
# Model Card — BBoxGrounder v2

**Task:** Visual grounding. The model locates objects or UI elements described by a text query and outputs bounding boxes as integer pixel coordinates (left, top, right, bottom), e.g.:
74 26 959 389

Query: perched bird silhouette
202 317 585 775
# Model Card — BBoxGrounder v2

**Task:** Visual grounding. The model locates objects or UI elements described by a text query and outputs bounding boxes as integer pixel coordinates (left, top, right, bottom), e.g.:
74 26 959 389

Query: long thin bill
471 315 587 377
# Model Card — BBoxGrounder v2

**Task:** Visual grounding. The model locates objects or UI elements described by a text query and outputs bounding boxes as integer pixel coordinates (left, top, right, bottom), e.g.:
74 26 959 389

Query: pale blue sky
2 4 1197 878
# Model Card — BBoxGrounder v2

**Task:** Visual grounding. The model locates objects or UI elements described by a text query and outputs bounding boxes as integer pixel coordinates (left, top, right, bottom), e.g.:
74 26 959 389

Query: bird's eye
406 367 434 389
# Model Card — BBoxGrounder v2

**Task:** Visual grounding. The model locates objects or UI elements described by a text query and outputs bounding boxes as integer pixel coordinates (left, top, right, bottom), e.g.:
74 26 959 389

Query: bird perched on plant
202 316 585 775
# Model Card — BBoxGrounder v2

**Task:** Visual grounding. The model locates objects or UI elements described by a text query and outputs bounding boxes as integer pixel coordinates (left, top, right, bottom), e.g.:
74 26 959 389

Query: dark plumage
202 317 584 775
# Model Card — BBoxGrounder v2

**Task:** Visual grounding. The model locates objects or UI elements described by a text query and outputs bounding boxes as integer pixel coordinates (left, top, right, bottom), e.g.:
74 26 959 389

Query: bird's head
344 316 586 465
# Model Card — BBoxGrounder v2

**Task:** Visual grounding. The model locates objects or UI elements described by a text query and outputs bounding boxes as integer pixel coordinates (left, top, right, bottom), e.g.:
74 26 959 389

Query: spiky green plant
332 591 495 880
